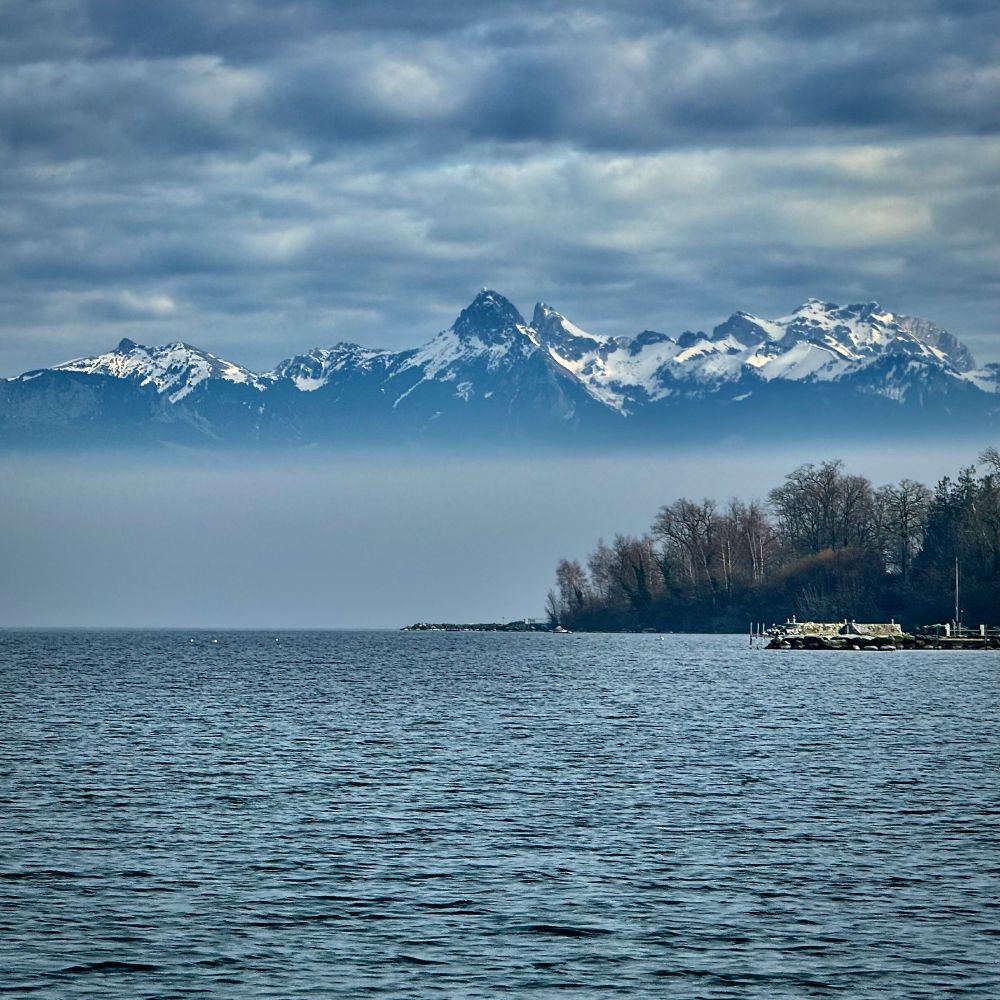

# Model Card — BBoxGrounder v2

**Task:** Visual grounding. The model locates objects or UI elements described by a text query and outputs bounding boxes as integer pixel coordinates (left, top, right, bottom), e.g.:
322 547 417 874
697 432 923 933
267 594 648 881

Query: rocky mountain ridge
2 290 995 447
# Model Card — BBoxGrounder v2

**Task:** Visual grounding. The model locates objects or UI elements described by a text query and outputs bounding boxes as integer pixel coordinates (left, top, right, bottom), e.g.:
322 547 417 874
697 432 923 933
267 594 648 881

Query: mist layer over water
0 444 985 627
1 630 997 998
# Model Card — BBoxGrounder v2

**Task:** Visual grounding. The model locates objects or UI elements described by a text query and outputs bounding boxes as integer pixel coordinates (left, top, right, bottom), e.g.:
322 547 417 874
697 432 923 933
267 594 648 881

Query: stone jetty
402 619 555 632
765 618 999 650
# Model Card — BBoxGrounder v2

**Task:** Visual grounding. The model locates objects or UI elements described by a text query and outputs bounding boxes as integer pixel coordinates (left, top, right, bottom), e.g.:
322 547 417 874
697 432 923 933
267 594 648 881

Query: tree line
547 449 1000 632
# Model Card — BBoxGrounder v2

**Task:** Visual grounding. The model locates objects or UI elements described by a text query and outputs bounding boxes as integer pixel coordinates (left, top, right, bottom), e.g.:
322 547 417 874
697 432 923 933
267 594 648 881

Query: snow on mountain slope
390 290 551 409
45 338 264 403
528 303 637 411
531 303 618 360
534 305 725 410
264 291 552 409
266 343 395 391
355 290 610 433
3 292 992 446
965 363 1000 394
534 298 983 412
745 340 846 381
401 292 537 375
707 299 979 399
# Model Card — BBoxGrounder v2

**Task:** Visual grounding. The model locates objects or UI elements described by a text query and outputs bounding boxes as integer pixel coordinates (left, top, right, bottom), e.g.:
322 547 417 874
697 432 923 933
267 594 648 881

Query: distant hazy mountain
1 290 996 447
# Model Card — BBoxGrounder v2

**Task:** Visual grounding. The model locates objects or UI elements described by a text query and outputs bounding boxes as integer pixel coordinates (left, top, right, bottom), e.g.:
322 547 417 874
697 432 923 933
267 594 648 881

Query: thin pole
955 557 960 631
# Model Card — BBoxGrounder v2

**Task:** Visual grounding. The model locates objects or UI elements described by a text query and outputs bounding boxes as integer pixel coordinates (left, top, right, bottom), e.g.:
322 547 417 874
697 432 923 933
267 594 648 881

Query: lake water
1 630 997 998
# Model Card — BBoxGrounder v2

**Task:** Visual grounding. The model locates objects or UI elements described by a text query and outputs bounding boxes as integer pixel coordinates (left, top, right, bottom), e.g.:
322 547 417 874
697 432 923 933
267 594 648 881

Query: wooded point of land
549 449 1000 633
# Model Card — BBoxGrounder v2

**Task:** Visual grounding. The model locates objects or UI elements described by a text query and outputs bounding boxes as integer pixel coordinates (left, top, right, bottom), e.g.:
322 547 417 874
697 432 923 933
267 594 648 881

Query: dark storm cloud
5 0 997 158
0 0 997 375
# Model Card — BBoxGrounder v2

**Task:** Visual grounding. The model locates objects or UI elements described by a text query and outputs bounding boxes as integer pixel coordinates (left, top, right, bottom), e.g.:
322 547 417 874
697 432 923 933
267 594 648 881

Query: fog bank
1 443 990 628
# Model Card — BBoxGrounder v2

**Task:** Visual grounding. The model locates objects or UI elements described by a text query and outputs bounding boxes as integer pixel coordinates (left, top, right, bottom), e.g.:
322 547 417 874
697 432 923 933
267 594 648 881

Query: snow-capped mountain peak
267 343 393 392
708 299 976 377
452 289 533 346
397 290 541 384
380 291 596 419
527 297 986 411
47 339 263 402
531 302 617 359
529 303 638 411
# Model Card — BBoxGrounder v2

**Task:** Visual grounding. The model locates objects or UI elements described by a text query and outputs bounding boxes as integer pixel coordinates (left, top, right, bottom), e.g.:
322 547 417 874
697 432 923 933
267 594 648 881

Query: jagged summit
524 295 989 414
452 289 529 345
709 299 977 375
532 302 611 344
894 314 976 372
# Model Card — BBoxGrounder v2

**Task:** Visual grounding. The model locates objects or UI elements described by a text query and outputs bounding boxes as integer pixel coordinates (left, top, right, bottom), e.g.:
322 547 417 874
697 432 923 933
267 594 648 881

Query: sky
1 0 998 378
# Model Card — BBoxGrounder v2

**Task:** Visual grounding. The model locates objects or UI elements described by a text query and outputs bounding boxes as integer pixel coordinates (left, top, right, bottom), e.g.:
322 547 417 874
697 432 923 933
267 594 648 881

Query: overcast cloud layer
1 0 998 376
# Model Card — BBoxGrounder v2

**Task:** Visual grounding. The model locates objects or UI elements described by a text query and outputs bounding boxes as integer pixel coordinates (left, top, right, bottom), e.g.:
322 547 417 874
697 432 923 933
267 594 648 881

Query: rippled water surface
1 630 998 998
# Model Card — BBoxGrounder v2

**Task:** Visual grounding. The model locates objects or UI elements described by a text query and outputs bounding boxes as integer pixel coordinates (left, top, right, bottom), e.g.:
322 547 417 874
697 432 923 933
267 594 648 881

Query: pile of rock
766 630 998 650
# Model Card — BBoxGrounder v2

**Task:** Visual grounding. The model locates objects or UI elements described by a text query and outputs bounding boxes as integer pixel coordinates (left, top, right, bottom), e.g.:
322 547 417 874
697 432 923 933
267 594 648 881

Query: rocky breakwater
766 623 999 651
403 620 556 632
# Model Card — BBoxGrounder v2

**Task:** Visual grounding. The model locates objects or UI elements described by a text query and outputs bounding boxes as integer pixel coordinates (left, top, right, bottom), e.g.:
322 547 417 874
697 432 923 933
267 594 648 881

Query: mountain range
1 290 996 448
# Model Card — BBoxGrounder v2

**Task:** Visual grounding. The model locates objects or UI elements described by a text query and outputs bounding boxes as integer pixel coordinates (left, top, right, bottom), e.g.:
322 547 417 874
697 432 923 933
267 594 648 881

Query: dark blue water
1 631 997 998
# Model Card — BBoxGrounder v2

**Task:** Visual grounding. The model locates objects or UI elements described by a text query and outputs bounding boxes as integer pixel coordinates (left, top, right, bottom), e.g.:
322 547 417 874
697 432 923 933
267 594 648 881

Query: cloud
6 2 996 160
0 0 997 376
48 289 179 322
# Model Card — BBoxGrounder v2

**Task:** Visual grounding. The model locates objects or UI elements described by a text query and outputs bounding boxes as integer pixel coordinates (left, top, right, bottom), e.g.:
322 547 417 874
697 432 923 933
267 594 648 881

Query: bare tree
555 558 588 615
653 498 721 597
723 498 778 587
588 540 623 607
879 479 932 579
544 589 561 626
979 446 1000 476
769 460 877 554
